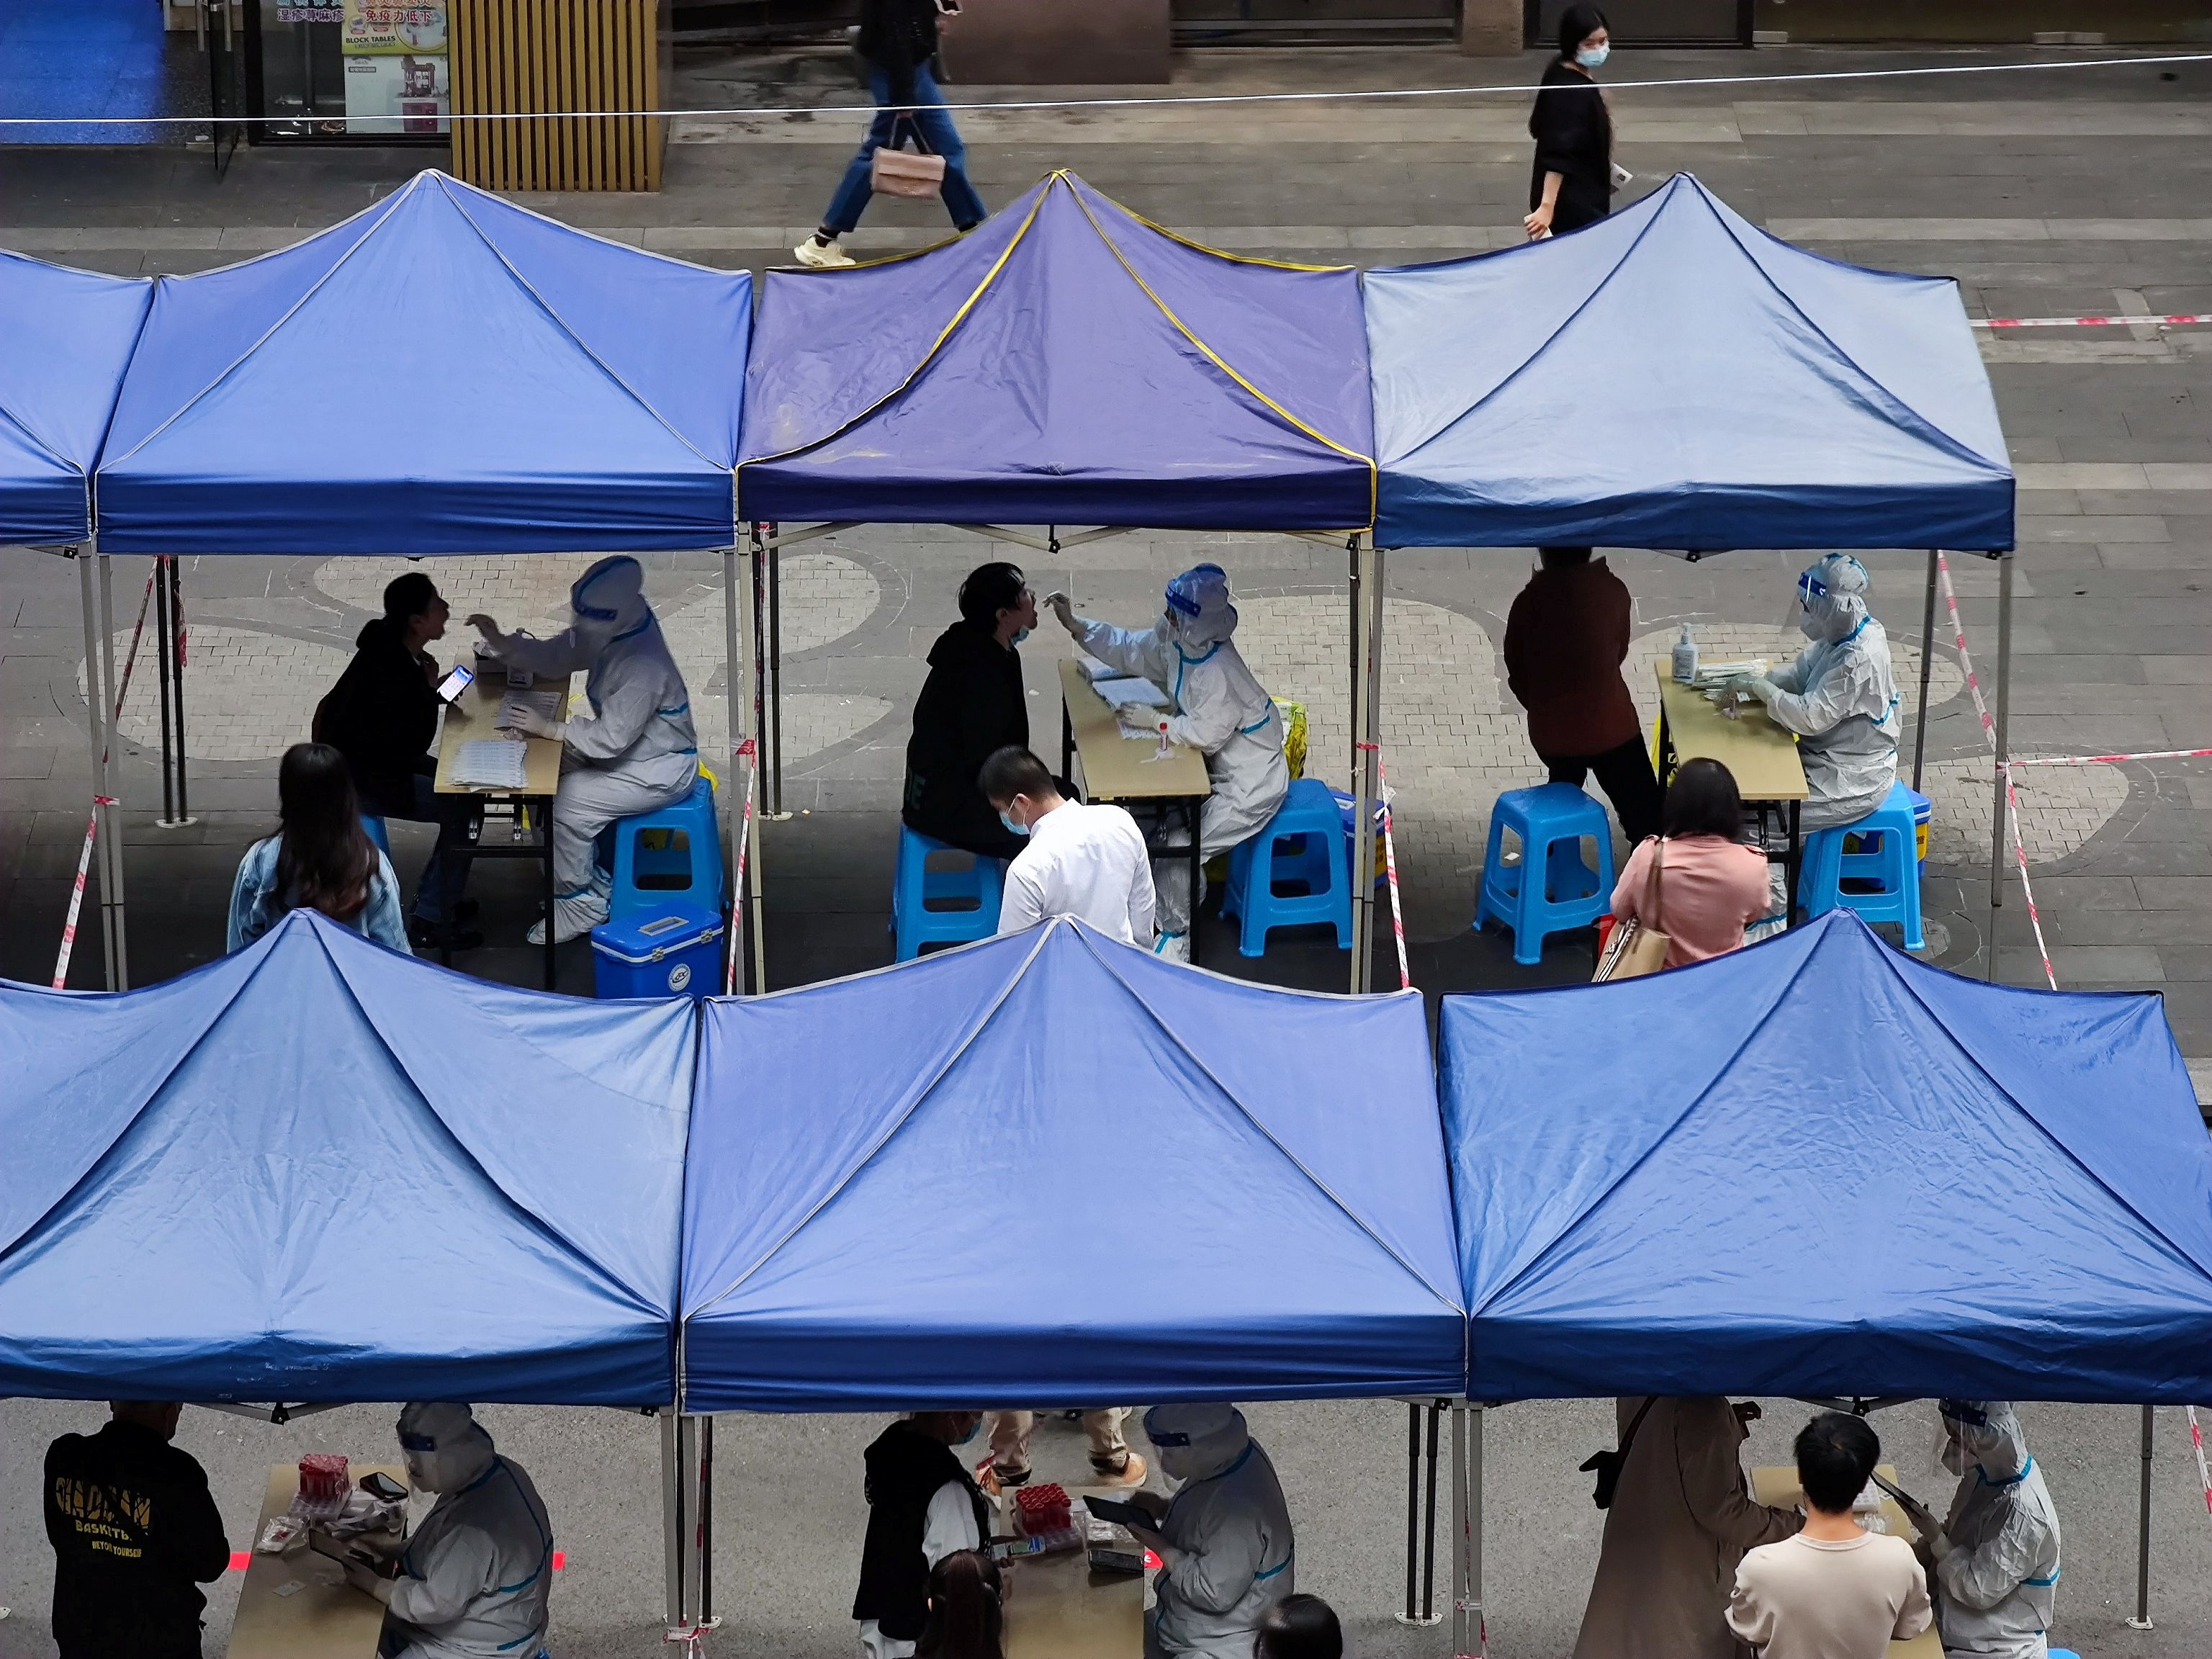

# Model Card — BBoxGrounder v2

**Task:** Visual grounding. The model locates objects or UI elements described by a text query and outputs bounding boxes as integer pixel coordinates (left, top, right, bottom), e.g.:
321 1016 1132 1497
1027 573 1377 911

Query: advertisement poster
341 1 450 135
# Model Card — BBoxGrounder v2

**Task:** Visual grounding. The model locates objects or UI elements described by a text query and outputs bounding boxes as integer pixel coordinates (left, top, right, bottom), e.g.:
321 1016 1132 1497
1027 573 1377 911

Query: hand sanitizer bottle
1672 624 1699 684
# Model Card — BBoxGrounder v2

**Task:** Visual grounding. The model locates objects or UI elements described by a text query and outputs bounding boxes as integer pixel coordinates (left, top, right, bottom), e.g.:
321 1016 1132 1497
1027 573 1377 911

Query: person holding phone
317 572 482 950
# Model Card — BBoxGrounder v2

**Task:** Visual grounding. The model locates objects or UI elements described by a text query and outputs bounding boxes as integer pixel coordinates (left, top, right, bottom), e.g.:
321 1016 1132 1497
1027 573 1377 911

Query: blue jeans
821 63 987 236
388 760 479 923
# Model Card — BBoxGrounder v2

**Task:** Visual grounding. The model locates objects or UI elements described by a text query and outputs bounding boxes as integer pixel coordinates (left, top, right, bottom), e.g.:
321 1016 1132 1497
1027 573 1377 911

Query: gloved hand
498 703 563 741
466 613 510 653
1043 591 1078 633
1722 671 1779 704
342 1557 395 1604
1120 715 1169 744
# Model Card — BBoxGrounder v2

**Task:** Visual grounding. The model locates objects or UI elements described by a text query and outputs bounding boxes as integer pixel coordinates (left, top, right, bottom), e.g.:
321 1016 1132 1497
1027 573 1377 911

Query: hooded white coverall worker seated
1920 1401 2062 1659
1046 566 1289 962
469 555 700 945
1723 552 1902 834
343 1402 555 1659
1123 1404 1295 1659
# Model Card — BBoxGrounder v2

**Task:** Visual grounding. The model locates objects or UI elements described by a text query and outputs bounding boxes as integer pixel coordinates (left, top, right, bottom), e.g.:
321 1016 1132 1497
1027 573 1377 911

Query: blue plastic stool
1798 780 1925 950
894 826 1005 961
2047 1650 2080 1659
610 776 723 922
1220 778 1354 957
1474 783 1615 966
361 815 390 856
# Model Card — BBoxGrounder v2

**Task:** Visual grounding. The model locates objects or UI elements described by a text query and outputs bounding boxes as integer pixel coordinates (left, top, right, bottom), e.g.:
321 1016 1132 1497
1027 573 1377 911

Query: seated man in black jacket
318 572 480 949
45 1401 230 1659
902 563 1036 862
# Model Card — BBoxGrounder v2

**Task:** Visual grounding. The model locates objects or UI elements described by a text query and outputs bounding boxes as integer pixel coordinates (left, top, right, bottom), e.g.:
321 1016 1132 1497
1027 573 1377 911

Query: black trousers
1540 737 1663 847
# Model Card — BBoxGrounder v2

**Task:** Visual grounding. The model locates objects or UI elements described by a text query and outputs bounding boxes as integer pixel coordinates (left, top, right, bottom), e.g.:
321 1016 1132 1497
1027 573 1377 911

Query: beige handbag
870 117 946 199
1593 838 1670 982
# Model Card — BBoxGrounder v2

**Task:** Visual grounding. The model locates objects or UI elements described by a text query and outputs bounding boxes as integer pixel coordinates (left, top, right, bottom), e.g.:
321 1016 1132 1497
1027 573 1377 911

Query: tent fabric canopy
1366 173 2015 552
0 910 694 1405
680 919 1462 1411
739 171 1377 531
1439 912 2212 1404
94 169 751 555
0 250 150 547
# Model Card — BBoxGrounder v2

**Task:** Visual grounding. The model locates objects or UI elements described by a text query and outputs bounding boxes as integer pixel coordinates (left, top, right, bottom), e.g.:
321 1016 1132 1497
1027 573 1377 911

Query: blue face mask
1009 626 1031 647
953 1418 983 1446
1576 42 1609 66
999 809 1030 837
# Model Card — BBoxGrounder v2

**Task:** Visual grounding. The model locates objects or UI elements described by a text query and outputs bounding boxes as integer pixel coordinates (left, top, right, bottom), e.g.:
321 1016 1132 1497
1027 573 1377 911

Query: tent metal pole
698 1414 716 1624
1449 1402 1467 1659
1984 556 2013 981
768 538 786 818
155 559 176 824
745 530 768 986
661 1406 684 1626
2129 1404 2154 1629
1401 1404 1420 1619
1350 536 1382 994
96 543 130 989
722 547 743 992
678 1413 702 1622
1420 1399 1442 1622
1913 549 1938 793
1466 1403 1485 1658
75 548 117 991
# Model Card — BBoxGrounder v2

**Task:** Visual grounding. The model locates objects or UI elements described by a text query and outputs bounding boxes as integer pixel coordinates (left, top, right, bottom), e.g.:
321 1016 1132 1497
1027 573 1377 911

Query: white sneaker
1153 931 1190 965
526 914 598 947
793 234 855 269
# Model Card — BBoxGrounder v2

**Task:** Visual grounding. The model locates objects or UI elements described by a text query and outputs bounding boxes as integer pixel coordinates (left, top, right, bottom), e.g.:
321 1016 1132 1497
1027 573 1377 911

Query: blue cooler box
591 905 724 999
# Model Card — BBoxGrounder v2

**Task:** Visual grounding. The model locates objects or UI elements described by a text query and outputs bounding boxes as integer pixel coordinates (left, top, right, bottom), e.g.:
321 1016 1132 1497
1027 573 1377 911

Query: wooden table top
227 1462 406 1659
433 672 571 798
1060 658 1211 803
1653 663 1809 804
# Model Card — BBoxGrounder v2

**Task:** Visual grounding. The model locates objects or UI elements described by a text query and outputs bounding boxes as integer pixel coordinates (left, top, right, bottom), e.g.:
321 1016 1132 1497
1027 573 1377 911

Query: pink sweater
1610 835 1773 968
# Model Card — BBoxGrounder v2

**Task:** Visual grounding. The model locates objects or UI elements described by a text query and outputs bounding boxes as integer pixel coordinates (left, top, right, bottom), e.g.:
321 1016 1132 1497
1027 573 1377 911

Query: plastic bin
591 904 724 999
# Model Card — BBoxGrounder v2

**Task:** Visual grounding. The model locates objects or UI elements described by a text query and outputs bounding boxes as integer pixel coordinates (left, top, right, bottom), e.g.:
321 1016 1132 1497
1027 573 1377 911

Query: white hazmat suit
1139 1403 1295 1659
1930 1401 2060 1659
373 1403 554 1659
1733 553 1902 832
1052 567 1289 952
475 556 700 943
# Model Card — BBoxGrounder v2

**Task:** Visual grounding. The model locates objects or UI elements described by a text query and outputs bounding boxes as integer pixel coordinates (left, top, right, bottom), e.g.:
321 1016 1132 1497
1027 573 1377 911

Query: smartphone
1868 1470 1934 1526
360 1471 408 1501
1082 1496 1156 1531
436 664 475 705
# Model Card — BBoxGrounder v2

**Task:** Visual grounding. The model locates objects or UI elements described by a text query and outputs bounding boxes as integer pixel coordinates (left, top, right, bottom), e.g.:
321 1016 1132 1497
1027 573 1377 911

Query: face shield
1936 1398 2028 1481
1144 1403 1249 1485
1164 565 1238 651
397 1401 496 1495
1797 555 1871 644
569 555 651 647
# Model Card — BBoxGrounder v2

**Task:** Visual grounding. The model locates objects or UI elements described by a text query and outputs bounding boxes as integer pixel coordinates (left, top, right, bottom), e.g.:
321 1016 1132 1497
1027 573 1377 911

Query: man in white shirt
982 747 1157 949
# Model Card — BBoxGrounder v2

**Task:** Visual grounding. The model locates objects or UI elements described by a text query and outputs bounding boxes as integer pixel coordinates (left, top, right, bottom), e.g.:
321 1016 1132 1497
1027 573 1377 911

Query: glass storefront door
246 1 450 143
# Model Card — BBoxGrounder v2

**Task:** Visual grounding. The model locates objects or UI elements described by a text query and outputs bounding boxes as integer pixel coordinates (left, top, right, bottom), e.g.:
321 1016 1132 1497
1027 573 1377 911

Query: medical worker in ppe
468 556 699 944
1917 1401 2061 1659
343 1402 555 1659
1722 554 1902 832
1046 567 1289 962
1123 1404 1295 1659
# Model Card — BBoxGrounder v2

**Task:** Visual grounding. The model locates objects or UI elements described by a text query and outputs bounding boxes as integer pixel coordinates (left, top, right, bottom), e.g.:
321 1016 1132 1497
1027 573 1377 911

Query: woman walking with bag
795 0 988 269
1606 759 1771 972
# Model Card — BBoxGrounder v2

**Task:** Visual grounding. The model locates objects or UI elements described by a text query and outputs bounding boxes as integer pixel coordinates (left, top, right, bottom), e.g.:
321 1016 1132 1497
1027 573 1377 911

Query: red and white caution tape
723 737 758 997
2010 745 2212 768
51 567 160 991
1935 554 2056 990
2188 1407 2212 1521
1357 742 1411 992
1973 313 2212 330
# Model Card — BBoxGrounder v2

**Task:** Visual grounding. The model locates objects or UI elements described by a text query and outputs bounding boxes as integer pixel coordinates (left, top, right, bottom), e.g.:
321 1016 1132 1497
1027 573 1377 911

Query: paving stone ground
6 40 2212 1659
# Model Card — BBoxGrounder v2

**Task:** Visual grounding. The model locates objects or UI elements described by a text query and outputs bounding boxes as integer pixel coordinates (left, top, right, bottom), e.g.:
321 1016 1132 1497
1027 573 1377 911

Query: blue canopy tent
64 168 753 994
1441 911 2212 1402
680 918 1463 1413
736 169 1391 985
1366 171 2021 971
0 909 693 1405
0 249 149 548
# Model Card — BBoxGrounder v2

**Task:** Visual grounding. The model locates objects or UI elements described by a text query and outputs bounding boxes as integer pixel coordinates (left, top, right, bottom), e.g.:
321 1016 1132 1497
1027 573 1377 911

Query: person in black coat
903 563 1035 862
316 572 480 948
45 1402 230 1659
1526 4 1614 241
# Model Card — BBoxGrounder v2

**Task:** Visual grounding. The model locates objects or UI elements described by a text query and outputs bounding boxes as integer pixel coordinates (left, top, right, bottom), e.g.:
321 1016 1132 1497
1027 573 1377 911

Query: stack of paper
452 739 531 791
1094 676 1170 711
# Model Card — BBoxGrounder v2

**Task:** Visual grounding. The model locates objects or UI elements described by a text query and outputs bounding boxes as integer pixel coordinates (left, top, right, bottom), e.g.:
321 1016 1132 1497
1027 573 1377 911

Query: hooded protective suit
1931 1401 2060 1659
480 556 700 942
382 1403 554 1659
1061 567 1290 940
1141 1404 1294 1659
1739 554 1900 832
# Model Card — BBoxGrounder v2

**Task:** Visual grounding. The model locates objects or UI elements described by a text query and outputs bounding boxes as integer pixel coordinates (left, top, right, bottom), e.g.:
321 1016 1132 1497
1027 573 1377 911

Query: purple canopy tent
734 171 1393 984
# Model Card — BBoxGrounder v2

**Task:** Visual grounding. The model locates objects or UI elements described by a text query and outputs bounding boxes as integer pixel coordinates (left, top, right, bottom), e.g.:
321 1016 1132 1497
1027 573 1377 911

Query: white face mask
1577 42 1609 66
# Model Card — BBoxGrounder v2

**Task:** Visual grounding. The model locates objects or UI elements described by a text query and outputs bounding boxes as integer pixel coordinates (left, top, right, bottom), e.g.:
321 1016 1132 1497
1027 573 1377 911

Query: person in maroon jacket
1501 547 1663 845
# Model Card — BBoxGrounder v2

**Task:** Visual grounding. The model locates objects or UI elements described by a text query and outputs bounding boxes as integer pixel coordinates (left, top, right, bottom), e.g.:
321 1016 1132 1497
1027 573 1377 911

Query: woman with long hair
228 742 411 953
914 1548 1004 1659
1609 757 1772 968
1525 3 1614 241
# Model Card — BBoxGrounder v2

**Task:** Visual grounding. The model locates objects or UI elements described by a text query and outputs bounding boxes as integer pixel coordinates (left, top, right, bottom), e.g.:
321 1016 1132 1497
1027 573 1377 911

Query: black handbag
1579 1395 1658 1509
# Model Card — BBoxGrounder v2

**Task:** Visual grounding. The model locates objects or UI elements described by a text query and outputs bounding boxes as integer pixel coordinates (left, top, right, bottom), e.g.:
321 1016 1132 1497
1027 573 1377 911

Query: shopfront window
251 0 449 141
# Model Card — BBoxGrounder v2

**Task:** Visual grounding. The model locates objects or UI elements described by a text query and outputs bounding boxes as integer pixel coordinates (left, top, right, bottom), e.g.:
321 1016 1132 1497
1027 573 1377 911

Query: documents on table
1094 676 1170 711
451 739 531 791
